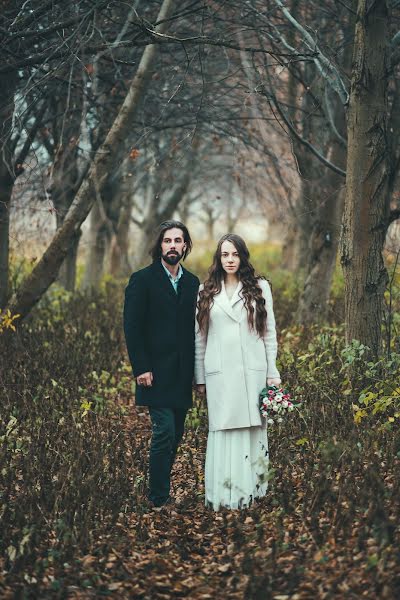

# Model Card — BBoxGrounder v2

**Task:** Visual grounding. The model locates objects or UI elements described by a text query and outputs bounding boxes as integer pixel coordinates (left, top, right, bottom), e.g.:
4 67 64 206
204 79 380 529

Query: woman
195 234 281 510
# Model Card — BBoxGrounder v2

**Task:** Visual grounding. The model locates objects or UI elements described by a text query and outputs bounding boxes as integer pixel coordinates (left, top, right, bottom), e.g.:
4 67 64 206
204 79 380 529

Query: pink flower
268 390 274 395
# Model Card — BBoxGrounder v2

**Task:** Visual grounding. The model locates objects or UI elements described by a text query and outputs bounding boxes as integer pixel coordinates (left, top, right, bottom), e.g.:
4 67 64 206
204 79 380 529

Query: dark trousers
148 407 187 505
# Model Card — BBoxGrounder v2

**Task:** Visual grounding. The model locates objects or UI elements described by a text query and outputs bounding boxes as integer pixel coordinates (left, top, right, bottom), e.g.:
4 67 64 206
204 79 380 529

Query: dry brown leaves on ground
1 402 400 599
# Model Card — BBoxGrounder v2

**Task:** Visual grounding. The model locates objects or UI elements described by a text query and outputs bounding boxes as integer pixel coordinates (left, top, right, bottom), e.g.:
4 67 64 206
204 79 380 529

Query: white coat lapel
231 281 243 307
231 281 247 322
214 281 240 322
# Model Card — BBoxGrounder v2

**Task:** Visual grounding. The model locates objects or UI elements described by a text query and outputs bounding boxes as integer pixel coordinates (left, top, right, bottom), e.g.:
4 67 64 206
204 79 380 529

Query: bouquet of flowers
259 385 298 425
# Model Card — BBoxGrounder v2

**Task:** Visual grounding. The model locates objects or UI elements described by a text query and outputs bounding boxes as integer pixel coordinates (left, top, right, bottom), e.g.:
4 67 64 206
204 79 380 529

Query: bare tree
245 0 352 322
6 0 177 320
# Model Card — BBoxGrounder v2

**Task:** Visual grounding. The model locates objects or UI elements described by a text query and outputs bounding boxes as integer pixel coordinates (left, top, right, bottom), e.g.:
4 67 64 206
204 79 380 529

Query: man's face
161 228 186 265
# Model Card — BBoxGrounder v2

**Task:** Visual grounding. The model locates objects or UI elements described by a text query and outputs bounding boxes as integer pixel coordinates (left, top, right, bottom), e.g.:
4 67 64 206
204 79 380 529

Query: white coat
195 278 280 432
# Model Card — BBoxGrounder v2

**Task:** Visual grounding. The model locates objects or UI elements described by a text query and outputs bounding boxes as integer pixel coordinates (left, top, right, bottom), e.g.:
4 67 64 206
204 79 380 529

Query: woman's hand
267 378 281 387
196 384 206 397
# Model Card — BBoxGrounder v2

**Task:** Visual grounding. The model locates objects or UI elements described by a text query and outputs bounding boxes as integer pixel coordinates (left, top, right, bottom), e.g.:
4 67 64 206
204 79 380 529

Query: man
124 221 200 508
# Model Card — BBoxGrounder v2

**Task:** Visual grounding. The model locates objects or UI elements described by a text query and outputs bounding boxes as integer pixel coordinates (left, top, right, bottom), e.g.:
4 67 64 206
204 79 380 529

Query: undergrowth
0 264 399 598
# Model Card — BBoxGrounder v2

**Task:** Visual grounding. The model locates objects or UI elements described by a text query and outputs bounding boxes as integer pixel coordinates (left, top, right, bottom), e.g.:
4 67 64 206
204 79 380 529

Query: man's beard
162 250 182 265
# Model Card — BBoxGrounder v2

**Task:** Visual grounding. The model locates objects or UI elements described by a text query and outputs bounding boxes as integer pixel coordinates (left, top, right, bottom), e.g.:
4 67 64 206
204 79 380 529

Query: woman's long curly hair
197 234 268 337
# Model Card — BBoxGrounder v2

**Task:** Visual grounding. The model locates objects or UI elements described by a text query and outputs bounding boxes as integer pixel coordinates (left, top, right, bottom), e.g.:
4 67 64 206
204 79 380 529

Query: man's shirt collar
161 260 183 293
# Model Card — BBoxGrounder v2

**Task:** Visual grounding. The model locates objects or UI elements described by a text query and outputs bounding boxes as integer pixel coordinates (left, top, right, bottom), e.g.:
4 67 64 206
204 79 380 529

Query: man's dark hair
149 220 193 262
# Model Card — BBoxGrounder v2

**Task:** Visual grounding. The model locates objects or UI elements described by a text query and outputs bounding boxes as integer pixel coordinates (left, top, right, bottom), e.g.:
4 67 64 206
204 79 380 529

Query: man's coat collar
152 260 188 302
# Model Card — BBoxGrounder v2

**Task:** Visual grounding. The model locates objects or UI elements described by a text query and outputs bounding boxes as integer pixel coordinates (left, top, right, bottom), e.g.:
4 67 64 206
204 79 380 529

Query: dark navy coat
123 260 200 409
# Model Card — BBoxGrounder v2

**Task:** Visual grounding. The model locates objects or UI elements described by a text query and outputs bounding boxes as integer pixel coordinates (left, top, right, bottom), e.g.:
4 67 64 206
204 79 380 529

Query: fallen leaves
2 400 400 599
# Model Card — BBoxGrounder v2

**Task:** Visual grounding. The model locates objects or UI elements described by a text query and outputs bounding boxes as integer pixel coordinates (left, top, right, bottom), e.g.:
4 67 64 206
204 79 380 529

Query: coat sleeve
194 285 206 385
261 279 281 380
123 271 152 377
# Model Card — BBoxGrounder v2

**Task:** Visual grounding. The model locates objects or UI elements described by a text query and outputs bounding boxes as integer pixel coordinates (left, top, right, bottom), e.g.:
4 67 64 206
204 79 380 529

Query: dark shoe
150 496 174 511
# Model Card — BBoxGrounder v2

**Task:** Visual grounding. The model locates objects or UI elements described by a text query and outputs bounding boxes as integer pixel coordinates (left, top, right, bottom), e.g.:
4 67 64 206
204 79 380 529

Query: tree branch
260 84 346 178
133 22 317 60
271 0 349 105
13 102 47 177
323 87 347 148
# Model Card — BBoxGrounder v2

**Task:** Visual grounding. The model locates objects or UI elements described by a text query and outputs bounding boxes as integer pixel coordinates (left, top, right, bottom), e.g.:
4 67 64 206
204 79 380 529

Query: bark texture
289 63 331 273
340 0 390 357
82 200 109 289
6 0 176 320
296 183 345 323
296 104 347 324
280 2 300 272
0 73 17 308
109 198 132 278
49 86 84 292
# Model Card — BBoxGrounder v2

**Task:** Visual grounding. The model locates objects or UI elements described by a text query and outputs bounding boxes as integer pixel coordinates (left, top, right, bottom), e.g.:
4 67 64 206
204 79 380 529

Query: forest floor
1 286 400 599
10 399 394 600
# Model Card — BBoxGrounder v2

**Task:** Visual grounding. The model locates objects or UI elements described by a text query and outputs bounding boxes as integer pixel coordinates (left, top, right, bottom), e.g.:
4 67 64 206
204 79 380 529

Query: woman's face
220 240 240 275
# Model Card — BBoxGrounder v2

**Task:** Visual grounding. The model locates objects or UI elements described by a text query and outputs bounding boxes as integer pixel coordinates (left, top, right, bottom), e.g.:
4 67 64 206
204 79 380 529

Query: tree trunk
340 0 390 358
295 178 318 270
296 130 347 323
50 88 83 292
296 184 345 323
290 62 330 272
83 201 108 289
205 211 216 241
102 160 134 279
53 161 81 292
6 0 176 321
280 0 299 270
178 194 190 225
59 231 81 291
109 198 132 277
0 73 17 308
281 222 299 271
0 176 13 309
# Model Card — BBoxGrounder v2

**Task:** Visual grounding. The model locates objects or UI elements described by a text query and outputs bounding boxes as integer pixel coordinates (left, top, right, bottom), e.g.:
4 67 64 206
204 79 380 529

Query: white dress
195 280 279 511
205 426 269 510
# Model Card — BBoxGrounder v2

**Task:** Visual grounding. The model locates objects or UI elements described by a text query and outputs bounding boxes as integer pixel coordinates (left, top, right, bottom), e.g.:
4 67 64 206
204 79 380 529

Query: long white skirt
205 426 269 510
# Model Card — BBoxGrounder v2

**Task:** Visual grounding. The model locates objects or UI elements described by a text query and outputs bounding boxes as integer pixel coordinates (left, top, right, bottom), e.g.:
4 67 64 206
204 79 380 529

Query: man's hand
196 384 206 397
136 371 153 387
267 378 281 387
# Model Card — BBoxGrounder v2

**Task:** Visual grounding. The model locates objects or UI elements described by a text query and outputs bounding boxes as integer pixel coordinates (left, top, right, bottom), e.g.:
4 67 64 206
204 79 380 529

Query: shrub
0 286 135 574
1 252 399 597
